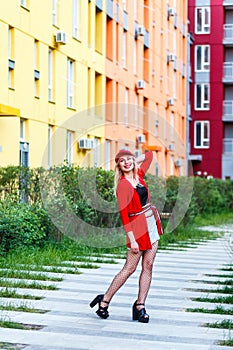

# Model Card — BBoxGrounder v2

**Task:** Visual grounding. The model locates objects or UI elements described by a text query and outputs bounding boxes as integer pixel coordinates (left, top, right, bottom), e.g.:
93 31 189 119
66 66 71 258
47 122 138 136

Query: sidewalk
0 235 232 350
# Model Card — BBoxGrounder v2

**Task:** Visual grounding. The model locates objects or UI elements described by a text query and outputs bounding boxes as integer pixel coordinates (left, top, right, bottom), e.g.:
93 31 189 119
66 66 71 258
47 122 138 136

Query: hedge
0 164 232 251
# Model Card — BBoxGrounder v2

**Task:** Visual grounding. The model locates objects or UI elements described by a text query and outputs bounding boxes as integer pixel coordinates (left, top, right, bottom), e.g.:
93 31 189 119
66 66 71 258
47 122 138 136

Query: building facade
104 0 188 176
188 0 233 179
0 0 188 178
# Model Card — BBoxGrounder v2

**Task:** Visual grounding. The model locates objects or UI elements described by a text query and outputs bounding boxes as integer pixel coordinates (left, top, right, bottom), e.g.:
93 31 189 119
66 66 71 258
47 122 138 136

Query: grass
0 288 43 300
0 212 232 343
0 269 63 281
186 285 233 294
0 302 47 313
0 319 43 330
192 295 233 304
219 339 233 346
0 279 58 290
186 306 233 315
0 343 25 350
204 319 233 329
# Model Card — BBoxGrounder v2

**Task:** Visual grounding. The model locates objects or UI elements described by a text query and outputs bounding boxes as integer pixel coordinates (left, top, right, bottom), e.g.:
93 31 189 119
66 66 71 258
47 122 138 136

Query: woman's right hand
130 240 139 254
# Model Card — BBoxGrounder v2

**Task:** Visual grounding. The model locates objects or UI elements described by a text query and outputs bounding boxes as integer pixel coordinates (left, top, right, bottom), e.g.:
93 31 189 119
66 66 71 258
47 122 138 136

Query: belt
128 203 151 217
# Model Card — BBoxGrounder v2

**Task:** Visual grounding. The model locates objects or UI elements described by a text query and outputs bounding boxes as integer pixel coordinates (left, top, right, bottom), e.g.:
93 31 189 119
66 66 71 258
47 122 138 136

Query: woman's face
118 156 135 173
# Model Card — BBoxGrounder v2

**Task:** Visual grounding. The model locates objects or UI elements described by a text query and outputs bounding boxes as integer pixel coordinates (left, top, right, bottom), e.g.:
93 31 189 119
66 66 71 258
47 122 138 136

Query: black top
136 183 148 207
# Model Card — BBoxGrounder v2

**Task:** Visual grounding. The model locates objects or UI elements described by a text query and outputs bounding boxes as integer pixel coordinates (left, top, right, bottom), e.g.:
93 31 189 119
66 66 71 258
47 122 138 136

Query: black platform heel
90 294 109 319
132 301 149 323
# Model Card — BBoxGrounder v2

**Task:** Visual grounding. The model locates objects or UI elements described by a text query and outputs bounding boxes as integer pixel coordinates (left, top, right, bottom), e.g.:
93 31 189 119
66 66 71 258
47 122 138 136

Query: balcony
223 100 233 121
223 62 233 83
223 24 233 46
223 138 233 155
223 0 233 9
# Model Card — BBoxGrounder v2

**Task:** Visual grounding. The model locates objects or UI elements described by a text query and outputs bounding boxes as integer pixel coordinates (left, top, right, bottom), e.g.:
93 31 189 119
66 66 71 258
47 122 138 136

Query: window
195 45 210 71
194 121 210 148
20 119 26 141
34 40 40 97
94 138 100 167
134 0 137 19
20 0 29 8
133 41 137 74
48 125 53 168
134 94 139 129
20 142 29 167
195 7 210 34
8 27 15 89
105 140 111 170
122 30 127 69
48 48 54 101
66 130 73 164
122 0 127 11
72 0 80 39
95 5 103 53
170 112 174 142
195 83 209 110
124 88 129 126
52 0 58 26
67 58 75 108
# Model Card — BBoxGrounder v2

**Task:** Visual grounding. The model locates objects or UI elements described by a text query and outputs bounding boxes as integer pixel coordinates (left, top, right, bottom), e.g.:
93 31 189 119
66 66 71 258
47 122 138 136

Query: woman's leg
136 241 158 308
101 249 142 306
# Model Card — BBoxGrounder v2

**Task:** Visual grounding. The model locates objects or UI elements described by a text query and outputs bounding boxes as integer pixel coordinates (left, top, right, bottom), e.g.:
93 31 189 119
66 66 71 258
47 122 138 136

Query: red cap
115 149 134 163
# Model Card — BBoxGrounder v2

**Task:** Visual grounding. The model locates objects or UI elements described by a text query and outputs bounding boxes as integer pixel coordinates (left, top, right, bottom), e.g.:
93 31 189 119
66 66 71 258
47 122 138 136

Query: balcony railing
223 100 233 115
223 0 233 7
223 62 233 81
223 138 233 155
223 24 233 43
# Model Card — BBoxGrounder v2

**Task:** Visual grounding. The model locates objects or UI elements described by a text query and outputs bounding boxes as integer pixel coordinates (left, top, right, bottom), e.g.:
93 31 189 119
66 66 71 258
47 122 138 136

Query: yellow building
0 0 106 168
0 0 188 177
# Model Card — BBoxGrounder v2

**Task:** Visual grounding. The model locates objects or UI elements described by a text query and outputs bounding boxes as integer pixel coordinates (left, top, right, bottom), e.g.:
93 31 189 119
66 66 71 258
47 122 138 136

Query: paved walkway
0 233 232 350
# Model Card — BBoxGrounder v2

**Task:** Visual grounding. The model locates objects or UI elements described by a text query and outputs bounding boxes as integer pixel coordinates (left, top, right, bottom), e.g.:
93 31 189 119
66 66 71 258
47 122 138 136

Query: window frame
66 130 73 165
122 30 127 69
195 7 210 34
67 58 75 108
195 83 210 110
52 0 58 26
195 45 210 71
48 48 54 102
194 121 210 148
72 0 80 39
48 125 53 168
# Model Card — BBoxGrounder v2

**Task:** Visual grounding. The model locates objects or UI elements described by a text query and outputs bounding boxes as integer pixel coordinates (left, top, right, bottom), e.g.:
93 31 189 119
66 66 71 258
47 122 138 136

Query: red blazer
116 151 153 250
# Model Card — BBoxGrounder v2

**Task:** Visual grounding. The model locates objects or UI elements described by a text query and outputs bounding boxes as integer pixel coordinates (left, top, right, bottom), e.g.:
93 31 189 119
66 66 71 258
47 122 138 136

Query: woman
90 149 162 323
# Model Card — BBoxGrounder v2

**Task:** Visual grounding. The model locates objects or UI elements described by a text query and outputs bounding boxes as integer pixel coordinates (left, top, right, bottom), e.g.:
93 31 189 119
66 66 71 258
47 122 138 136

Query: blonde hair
114 157 139 196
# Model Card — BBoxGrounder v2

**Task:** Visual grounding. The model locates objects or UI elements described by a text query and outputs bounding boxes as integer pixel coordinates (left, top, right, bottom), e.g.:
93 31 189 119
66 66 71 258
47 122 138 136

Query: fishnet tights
101 241 158 308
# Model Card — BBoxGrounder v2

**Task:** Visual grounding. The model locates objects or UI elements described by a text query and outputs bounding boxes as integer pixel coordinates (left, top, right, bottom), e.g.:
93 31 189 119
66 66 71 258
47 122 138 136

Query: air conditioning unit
175 159 183 167
137 134 146 143
55 31 68 44
136 80 145 89
137 25 145 36
78 139 94 149
134 149 142 158
167 98 174 106
167 53 176 63
168 7 175 17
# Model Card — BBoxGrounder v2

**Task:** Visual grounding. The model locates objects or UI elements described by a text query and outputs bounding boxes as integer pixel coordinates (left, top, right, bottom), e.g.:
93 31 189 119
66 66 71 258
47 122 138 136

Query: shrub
0 201 49 253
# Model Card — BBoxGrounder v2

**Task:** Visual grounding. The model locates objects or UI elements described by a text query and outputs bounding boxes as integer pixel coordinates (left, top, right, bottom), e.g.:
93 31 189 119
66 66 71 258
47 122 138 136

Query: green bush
0 201 49 253
0 164 232 252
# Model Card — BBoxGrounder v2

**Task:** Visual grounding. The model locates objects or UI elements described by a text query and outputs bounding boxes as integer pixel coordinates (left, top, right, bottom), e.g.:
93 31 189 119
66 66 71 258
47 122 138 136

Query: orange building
105 0 188 177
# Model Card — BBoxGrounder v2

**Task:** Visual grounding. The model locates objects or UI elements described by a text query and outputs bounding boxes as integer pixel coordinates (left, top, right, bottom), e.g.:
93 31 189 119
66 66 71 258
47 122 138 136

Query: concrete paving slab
0 235 232 350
